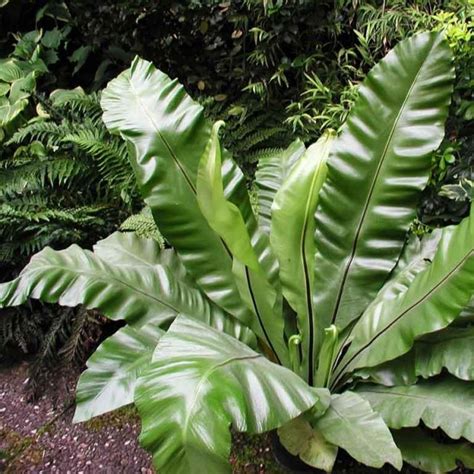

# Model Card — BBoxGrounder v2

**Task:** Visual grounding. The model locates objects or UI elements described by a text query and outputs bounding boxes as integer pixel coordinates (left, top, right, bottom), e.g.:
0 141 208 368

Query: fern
0 86 139 266
8 120 70 148
63 125 135 194
120 207 165 247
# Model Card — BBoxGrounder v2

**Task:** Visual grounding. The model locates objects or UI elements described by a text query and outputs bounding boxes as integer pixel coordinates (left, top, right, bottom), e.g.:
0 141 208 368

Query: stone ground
0 362 281 473
0 362 469 473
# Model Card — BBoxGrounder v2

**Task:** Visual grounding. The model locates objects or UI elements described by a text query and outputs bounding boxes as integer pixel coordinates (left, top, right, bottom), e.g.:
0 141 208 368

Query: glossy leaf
356 326 474 387
314 392 402 470
271 131 334 381
197 121 259 269
196 121 288 365
74 321 163 422
101 57 253 324
135 316 325 473
393 428 474 473
335 213 474 380
254 139 305 233
93 231 164 268
354 352 417 387
456 297 474 325
278 416 338 472
375 230 442 302
94 232 194 285
415 328 474 381
356 377 474 442
314 32 454 330
0 236 255 345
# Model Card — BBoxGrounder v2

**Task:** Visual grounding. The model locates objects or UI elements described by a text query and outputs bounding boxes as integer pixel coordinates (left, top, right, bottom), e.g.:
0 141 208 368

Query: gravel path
0 362 281 473
0 362 152 473
1 362 468 474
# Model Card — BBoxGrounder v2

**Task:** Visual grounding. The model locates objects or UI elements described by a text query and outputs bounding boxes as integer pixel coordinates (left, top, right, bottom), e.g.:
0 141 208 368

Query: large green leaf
271 131 334 382
415 328 474 381
0 235 255 345
456 297 474 325
196 121 288 365
135 315 325 473
374 230 442 302
101 57 253 324
356 377 474 442
314 392 402 470
74 321 163 422
393 428 474 473
254 140 305 234
313 32 454 330
278 416 338 472
334 213 474 381
197 121 260 270
95 231 194 286
355 327 474 386
354 352 417 387
93 231 163 268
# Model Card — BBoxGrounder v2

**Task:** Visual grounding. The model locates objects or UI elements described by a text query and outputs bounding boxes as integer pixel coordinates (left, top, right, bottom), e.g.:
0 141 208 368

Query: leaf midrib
300 159 325 384
334 249 473 382
360 389 474 419
28 260 179 313
330 44 432 325
182 354 262 445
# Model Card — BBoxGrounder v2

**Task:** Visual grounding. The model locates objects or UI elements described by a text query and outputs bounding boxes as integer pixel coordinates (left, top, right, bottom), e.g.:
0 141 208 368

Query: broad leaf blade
93 231 164 268
415 328 474 381
356 377 474 442
254 139 305 233
135 316 324 473
314 32 454 330
278 417 338 472
101 57 253 324
271 131 334 381
197 121 288 365
74 322 163 422
393 428 474 473
314 392 402 470
355 327 474 385
336 213 474 378
0 238 255 345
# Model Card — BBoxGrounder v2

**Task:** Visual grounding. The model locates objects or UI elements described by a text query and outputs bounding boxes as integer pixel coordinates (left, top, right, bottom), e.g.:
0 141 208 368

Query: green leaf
0 235 254 345
392 428 474 473
93 231 164 268
135 315 325 473
414 327 474 381
356 377 474 442
335 213 474 379
254 139 305 233
74 321 164 422
314 32 454 330
0 82 9 96
101 57 253 325
457 297 474 325
271 131 335 381
354 352 417 387
197 121 259 269
196 121 288 365
314 392 402 470
355 327 474 386
376 230 442 302
278 417 338 472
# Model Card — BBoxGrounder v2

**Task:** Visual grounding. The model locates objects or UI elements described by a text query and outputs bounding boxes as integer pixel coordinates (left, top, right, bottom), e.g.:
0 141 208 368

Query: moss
0 428 44 473
83 405 140 432
230 433 286 474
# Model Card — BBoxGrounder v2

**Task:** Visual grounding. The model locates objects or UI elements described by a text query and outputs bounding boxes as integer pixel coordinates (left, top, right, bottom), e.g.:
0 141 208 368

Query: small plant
1 32 473 473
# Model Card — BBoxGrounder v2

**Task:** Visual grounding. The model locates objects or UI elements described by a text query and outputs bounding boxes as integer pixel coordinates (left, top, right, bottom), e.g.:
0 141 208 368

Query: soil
0 362 469 473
